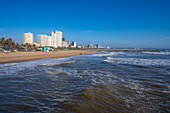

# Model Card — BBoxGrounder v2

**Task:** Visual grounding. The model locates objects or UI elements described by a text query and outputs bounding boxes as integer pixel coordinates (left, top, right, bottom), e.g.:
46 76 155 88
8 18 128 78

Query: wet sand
0 50 97 64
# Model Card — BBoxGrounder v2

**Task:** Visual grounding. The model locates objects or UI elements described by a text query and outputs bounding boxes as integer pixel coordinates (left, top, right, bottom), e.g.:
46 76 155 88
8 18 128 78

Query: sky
0 0 170 48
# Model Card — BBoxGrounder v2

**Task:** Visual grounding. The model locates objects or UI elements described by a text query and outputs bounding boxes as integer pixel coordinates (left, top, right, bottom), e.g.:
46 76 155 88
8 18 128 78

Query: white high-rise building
38 35 46 47
23 32 33 45
51 31 62 48
46 36 51 46
38 35 51 47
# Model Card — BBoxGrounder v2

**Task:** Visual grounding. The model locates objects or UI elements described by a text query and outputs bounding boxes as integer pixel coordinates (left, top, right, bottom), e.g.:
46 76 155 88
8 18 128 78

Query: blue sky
0 0 170 48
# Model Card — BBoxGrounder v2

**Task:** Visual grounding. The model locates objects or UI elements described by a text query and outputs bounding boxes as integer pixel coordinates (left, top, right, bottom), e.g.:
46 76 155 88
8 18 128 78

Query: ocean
0 51 170 112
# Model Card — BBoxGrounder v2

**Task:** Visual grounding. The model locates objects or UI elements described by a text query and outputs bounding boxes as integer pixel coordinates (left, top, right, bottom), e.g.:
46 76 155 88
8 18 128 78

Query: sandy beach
0 50 97 64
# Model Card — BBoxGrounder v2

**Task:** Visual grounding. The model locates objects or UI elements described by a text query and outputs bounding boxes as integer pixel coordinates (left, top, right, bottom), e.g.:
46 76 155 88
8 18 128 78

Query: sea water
0 51 170 112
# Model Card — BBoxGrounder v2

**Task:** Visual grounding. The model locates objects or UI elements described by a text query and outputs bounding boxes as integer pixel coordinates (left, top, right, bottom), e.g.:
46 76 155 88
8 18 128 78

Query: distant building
81 45 85 49
94 44 103 49
38 35 51 47
77 45 81 49
94 44 99 49
99 45 104 48
87 44 93 49
71 42 76 48
46 36 52 46
62 37 69 48
51 31 62 48
94 45 97 48
107 46 110 49
62 41 68 48
23 32 33 45
38 35 46 47
68 41 71 47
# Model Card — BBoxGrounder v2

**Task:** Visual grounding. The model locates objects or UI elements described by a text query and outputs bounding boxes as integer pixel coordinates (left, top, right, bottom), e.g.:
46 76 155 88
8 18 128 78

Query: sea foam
104 57 170 66
0 57 75 75
142 52 170 55
90 52 125 57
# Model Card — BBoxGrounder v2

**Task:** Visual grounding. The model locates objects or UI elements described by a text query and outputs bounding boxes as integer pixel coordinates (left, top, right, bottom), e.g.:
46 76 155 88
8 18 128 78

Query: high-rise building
38 35 46 47
23 32 33 45
38 35 51 47
46 36 52 46
51 31 62 48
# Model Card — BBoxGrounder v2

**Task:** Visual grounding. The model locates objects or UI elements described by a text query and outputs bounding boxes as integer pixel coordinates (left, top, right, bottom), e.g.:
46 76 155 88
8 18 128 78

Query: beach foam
89 52 125 57
0 57 75 75
142 52 170 55
104 57 170 66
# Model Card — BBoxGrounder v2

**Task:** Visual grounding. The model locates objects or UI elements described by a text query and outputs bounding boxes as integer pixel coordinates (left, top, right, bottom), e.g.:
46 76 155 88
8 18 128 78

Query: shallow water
0 51 170 112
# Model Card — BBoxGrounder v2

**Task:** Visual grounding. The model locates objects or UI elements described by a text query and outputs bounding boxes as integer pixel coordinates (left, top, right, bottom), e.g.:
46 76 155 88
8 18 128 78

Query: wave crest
104 57 170 66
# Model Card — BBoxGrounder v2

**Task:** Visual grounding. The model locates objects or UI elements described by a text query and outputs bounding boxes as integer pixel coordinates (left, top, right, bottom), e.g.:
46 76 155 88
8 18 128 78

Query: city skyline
0 0 170 48
23 31 102 49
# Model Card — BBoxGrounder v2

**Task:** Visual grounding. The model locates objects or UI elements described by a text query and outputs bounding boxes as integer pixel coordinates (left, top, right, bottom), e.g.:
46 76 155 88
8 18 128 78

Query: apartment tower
51 31 62 48
23 32 33 45
38 35 51 47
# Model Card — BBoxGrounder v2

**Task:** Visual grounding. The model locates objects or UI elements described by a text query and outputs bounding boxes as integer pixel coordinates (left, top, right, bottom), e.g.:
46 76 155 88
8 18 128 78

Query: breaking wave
0 51 170 112
90 52 125 57
142 52 170 55
104 57 170 66
0 57 76 75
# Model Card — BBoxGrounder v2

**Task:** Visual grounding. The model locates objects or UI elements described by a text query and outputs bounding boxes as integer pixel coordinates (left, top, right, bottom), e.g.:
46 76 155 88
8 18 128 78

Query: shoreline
0 50 97 64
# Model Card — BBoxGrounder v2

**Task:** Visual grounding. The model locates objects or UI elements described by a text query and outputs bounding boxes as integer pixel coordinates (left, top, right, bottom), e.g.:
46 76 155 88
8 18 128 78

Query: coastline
0 50 97 64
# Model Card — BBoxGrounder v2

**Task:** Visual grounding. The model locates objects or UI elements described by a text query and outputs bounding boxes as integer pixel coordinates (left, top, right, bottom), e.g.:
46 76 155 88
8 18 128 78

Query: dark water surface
0 51 170 112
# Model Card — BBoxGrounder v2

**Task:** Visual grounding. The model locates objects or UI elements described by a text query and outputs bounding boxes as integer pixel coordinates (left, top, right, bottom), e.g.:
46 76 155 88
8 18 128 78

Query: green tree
16 43 20 49
33 44 36 47
25 43 32 49
11 41 15 49
9 38 12 42
22 44 26 47
8 38 13 49
5 39 10 48
0 37 6 47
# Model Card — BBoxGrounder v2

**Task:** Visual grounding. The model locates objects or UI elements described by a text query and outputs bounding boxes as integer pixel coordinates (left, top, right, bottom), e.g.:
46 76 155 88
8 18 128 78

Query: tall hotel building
23 32 33 45
51 31 62 48
38 35 51 47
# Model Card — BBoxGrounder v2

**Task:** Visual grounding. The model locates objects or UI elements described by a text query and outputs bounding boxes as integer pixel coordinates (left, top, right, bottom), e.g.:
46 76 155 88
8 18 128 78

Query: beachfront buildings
62 38 69 48
81 45 85 49
38 35 46 47
77 45 81 49
23 32 33 45
38 31 62 47
87 44 93 49
51 31 62 48
71 42 76 48
46 36 52 46
38 35 51 47
23 30 80 48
